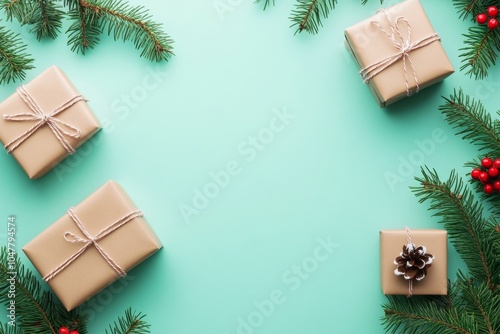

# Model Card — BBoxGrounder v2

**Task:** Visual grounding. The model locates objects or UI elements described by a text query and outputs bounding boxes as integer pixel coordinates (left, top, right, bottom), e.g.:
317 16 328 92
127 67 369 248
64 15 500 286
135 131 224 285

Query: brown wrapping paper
23 181 163 311
0 65 101 178
380 229 447 295
344 0 454 107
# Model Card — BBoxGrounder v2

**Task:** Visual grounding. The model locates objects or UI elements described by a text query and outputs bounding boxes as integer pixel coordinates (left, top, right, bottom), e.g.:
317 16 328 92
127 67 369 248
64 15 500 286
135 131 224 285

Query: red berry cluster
59 326 79 334
471 157 500 194
476 6 499 29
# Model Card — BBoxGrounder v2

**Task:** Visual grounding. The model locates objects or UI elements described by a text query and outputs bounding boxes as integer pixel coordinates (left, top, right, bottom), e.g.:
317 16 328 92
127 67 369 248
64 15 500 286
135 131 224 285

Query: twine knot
2 85 86 154
359 10 441 96
43 208 144 282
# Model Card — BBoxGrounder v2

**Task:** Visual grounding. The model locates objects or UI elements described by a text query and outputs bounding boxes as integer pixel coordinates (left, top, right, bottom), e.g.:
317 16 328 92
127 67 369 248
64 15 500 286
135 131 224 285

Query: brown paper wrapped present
380 229 447 295
0 65 101 178
23 180 163 311
345 0 454 107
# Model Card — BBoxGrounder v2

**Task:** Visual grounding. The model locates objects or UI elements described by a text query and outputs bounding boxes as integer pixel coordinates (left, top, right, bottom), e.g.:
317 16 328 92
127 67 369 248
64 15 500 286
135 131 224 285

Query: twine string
43 208 144 282
359 10 441 96
3 86 86 154
404 226 413 297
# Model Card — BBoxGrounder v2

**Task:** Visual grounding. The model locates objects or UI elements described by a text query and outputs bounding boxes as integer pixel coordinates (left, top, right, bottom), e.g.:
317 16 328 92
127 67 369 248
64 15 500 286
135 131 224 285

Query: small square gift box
23 180 163 311
0 65 101 178
380 228 447 296
344 0 454 107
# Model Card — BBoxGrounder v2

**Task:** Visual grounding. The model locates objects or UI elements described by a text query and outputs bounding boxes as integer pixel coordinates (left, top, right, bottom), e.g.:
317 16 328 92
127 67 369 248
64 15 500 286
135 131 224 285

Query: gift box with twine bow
345 0 454 107
23 180 163 311
0 65 101 178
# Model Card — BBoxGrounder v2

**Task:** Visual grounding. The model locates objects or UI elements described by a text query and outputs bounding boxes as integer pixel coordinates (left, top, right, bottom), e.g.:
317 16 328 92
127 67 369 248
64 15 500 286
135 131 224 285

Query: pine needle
0 24 34 84
105 308 150 334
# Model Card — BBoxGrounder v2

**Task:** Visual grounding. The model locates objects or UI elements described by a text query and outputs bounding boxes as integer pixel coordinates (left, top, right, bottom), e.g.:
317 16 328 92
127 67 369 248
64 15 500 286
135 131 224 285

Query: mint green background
0 0 492 333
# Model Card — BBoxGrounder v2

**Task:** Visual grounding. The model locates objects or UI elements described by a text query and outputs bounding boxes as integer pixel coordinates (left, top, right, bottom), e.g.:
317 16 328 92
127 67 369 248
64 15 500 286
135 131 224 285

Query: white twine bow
359 10 441 96
43 208 144 282
3 86 86 154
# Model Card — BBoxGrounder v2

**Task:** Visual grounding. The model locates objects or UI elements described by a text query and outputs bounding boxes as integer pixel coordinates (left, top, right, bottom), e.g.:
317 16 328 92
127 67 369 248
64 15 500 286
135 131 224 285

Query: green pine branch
254 0 275 10
459 25 500 80
105 308 150 334
412 168 499 289
441 90 500 217
457 272 500 334
30 0 65 40
289 0 337 35
0 247 151 333
0 247 88 334
382 294 477 334
65 0 173 62
0 0 174 83
257 0 383 35
0 24 34 85
439 90 500 157
0 322 25 334
383 275 499 334
453 0 487 20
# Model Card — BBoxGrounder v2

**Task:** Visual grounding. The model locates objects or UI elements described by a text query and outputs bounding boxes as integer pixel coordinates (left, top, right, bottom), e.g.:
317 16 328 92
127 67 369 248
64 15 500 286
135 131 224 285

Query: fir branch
105 308 150 334
68 0 174 61
382 295 476 334
439 89 500 157
66 0 101 54
0 24 34 84
456 272 500 334
412 168 499 290
0 0 31 23
29 0 65 40
290 0 336 35
453 0 484 20
459 25 500 80
0 247 87 334
0 322 25 334
254 0 275 10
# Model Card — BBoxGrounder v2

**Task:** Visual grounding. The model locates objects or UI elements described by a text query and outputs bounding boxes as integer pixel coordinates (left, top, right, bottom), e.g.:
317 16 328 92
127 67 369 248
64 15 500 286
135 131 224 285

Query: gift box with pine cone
380 229 447 296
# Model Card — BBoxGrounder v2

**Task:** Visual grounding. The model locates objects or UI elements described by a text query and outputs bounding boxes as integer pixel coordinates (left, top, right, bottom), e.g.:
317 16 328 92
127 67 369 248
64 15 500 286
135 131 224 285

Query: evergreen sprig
383 275 499 334
413 168 499 288
454 0 500 79
0 0 173 85
0 24 34 84
0 247 87 334
256 0 384 35
65 0 174 62
105 308 150 334
439 89 500 157
290 0 336 35
0 247 150 333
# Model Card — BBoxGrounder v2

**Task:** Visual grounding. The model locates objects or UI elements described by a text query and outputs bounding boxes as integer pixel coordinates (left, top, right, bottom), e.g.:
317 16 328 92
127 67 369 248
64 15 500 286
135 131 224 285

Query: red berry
485 183 494 194
493 180 500 191
488 167 499 177
471 168 482 179
488 18 499 29
482 157 493 168
487 6 498 17
493 159 500 168
477 13 488 24
59 327 69 334
479 171 490 183
69 331 79 334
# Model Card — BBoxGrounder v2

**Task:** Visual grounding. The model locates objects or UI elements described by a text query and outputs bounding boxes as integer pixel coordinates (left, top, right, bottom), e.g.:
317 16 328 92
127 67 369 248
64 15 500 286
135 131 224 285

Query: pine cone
394 243 434 281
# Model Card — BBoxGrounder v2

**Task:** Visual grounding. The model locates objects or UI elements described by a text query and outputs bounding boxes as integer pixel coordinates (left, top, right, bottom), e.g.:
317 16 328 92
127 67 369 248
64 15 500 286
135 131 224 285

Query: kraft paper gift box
0 65 101 178
380 229 447 295
23 181 163 311
344 0 454 107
